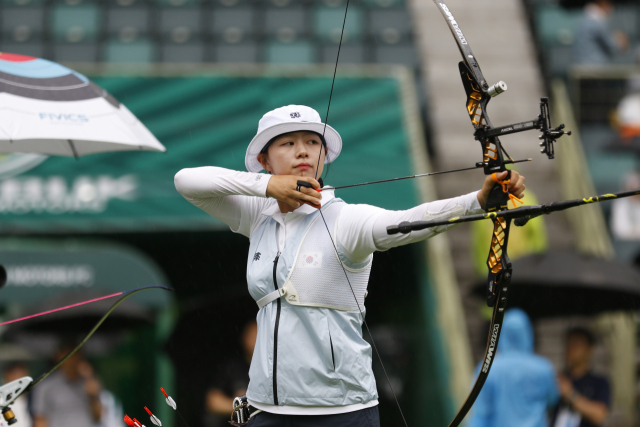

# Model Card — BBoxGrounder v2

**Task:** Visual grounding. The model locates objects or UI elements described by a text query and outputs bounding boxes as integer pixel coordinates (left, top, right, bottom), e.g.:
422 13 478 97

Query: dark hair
566 326 596 346
259 131 330 179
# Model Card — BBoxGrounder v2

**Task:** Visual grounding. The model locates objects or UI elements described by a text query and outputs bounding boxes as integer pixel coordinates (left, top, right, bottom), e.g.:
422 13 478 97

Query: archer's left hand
477 171 526 210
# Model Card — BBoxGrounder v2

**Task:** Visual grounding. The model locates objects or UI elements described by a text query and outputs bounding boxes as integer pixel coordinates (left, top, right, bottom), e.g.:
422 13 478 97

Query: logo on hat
290 112 301 118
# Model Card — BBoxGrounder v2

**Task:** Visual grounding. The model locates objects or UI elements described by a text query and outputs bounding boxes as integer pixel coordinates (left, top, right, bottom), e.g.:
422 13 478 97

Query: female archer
174 104 526 427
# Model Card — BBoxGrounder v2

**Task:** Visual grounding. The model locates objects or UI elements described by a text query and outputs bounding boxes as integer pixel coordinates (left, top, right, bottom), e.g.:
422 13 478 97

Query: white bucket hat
245 105 342 173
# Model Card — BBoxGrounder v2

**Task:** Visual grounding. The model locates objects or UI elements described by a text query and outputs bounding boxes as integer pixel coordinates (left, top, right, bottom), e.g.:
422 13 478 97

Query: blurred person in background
614 60 640 142
205 321 257 427
31 341 103 427
1 363 32 427
175 104 527 426
573 0 628 65
552 327 610 427
469 308 559 427
98 377 123 427
610 171 640 240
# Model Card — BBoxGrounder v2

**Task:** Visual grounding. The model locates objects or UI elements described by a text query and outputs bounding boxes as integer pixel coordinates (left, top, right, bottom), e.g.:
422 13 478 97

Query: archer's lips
295 163 312 169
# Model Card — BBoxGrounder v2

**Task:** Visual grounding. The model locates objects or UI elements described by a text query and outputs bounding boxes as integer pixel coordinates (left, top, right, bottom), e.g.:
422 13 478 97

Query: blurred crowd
469 309 610 427
0 313 617 427
0 340 122 427
563 0 640 263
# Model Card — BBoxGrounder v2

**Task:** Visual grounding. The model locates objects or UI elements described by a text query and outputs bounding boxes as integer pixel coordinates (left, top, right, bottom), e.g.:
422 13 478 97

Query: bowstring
314 1 409 425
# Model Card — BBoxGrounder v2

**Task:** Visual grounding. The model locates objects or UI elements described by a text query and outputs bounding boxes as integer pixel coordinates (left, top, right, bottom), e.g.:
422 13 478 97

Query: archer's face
258 131 325 178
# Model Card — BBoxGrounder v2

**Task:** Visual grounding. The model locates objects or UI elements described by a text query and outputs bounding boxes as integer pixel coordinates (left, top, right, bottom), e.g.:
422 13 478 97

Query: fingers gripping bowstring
314 2 409 426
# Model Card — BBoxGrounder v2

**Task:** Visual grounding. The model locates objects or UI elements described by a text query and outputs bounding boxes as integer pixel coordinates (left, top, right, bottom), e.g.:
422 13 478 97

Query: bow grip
485 170 511 212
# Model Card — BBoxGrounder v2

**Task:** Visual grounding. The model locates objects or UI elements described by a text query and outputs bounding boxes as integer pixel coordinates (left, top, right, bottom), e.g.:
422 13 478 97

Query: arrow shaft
324 159 531 191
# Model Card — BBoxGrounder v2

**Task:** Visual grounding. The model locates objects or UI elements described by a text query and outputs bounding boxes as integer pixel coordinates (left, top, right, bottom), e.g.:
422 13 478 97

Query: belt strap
256 288 286 309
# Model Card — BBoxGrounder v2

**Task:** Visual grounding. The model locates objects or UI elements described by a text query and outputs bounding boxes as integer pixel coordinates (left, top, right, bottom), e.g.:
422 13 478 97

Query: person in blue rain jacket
469 308 560 427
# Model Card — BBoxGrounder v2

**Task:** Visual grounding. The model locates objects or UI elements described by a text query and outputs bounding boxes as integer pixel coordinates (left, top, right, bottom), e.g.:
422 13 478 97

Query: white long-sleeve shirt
174 166 483 416
174 167 483 262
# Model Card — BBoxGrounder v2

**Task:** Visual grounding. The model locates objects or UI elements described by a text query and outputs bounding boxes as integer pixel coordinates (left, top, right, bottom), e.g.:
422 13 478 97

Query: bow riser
486 216 511 306
458 62 509 175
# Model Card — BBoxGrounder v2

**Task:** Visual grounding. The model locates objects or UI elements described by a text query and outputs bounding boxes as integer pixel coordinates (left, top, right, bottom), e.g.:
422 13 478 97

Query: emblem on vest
298 252 322 268
290 112 301 118
253 252 261 261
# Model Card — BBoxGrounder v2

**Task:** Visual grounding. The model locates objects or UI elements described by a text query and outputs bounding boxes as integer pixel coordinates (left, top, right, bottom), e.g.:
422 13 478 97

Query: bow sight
472 95 571 162
457 59 571 173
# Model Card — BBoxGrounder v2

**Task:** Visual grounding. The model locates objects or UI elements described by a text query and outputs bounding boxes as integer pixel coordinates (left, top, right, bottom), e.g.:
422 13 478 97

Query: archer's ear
257 153 271 173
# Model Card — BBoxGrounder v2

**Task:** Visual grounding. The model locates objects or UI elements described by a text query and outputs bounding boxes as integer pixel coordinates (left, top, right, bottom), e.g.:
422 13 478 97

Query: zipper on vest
272 251 281 405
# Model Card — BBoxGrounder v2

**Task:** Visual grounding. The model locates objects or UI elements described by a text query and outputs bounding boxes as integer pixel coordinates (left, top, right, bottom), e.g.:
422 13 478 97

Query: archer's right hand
266 175 322 208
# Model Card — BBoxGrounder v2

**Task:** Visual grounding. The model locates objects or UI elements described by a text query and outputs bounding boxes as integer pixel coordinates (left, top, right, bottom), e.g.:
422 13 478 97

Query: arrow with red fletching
144 406 162 426
160 387 177 410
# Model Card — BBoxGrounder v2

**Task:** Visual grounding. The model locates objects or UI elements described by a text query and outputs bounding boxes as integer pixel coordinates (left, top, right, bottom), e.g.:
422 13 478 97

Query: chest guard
257 201 372 311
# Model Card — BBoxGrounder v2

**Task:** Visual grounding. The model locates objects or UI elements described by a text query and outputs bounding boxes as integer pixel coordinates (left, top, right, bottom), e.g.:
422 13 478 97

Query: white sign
0 174 137 214
6 264 95 287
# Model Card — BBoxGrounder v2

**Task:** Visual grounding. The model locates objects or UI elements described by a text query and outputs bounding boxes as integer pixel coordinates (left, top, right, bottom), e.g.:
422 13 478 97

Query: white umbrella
0 52 166 158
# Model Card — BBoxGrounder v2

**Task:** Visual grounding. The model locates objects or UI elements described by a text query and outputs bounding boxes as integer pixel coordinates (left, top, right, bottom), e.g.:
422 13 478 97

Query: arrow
160 387 192 427
320 159 532 192
124 415 140 427
144 406 162 426
160 387 176 410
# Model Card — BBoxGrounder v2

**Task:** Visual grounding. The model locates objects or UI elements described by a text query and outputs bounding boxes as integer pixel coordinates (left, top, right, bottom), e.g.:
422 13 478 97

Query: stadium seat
313 5 363 43
51 0 88 5
368 8 411 44
52 43 99 62
535 5 581 47
1 8 45 43
1 0 44 6
320 43 365 63
362 0 405 8
264 6 307 41
106 0 144 7
213 41 259 63
106 7 151 41
317 0 347 7
159 8 203 43
265 40 315 64
263 0 295 6
211 7 257 43
104 39 156 63
213 0 251 6
0 42 44 57
372 43 417 67
154 0 198 7
51 4 100 42
161 42 207 62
